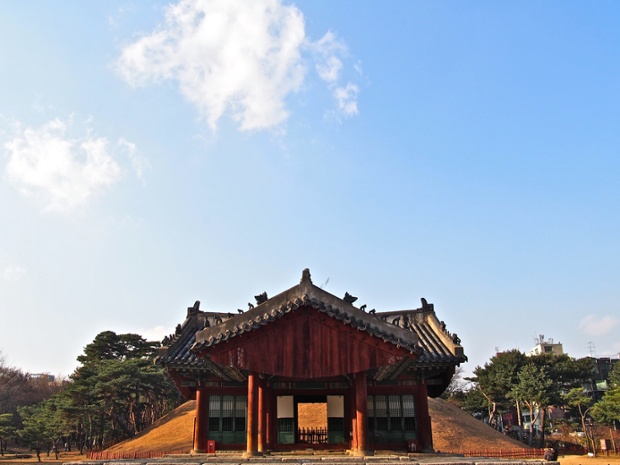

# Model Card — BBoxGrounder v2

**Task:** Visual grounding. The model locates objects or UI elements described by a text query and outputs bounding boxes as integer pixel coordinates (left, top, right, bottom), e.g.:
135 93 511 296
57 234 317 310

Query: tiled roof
156 269 466 382
193 294 421 355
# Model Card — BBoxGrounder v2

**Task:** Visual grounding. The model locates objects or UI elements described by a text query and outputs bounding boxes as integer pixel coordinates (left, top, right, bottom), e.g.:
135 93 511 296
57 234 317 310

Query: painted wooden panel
204 307 413 378
277 396 294 418
327 395 344 418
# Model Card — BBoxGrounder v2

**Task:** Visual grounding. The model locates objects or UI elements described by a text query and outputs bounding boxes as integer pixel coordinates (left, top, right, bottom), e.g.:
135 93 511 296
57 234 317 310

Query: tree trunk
488 401 497 429
525 402 540 447
129 400 137 435
586 426 596 457
580 414 589 453
479 387 497 429
515 400 523 441
77 422 84 454
526 402 534 447
539 407 547 447
98 412 105 449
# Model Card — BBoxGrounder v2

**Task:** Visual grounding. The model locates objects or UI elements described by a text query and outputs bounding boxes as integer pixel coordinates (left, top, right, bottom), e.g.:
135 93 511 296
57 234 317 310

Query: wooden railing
298 427 328 444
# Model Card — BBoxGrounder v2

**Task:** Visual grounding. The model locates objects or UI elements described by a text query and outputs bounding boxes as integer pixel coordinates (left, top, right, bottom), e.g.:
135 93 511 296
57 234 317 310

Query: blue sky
1 1 619 379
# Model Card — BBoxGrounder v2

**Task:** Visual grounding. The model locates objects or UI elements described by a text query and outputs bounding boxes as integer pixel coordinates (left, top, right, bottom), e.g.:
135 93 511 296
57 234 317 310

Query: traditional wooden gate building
156 269 465 455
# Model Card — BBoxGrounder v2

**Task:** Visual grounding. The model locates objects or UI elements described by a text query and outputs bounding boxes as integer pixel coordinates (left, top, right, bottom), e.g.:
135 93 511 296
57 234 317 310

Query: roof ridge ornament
187 300 200 316
301 268 312 283
255 292 268 305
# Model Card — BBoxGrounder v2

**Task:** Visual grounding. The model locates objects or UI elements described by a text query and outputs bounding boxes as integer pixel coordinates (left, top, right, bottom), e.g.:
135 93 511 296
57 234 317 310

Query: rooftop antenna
587 341 596 357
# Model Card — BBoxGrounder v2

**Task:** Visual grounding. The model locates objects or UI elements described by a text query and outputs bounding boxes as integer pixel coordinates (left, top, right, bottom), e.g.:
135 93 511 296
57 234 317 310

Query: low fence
89 446 593 460
445 444 590 458
443 448 545 458
87 450 187 460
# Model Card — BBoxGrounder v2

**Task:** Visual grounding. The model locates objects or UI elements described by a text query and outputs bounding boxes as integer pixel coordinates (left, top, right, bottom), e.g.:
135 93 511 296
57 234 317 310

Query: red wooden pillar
246 372 259 456
193 384 209 453
415 383 433 452
348 384 357 450
354 371 370 456
263 383 273 450
258 379 265 452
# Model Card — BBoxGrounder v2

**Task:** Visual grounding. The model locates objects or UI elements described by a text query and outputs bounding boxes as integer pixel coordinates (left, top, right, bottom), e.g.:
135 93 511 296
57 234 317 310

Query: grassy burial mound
427 397 524 452
106 398 526 453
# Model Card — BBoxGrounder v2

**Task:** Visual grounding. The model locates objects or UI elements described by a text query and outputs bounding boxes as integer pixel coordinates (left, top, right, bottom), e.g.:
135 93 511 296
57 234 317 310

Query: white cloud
4 118 123 212
316 55 342 83
119 138 150 184
579 314 619 336
310 31 360 118
117 0 360 132
334 83 359 116
312 31 346 83
4 266 26 281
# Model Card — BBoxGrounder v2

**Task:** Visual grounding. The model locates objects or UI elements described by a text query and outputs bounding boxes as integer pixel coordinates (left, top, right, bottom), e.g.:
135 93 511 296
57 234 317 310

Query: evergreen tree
66 331 182 449
464 349 593 447
511 362 553 446
16 405 48 462
609 361 620 389
591 366 620 454
563 387 595 455
467 350 527 430
10 331 182 453
527 354 593 446
0 413 15 455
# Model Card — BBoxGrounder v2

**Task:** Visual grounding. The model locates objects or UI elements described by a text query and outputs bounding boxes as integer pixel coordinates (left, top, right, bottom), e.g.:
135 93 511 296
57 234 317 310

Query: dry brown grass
428 397 525 452
106 400 195 453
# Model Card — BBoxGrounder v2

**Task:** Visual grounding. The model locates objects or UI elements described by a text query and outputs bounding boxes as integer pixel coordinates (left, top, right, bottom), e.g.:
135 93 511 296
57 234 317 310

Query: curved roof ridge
193 275 421 354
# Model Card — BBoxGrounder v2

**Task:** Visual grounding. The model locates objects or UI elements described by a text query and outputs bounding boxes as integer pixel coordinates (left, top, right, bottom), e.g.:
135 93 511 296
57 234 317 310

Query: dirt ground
558 454 620 465
0 450 87 464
